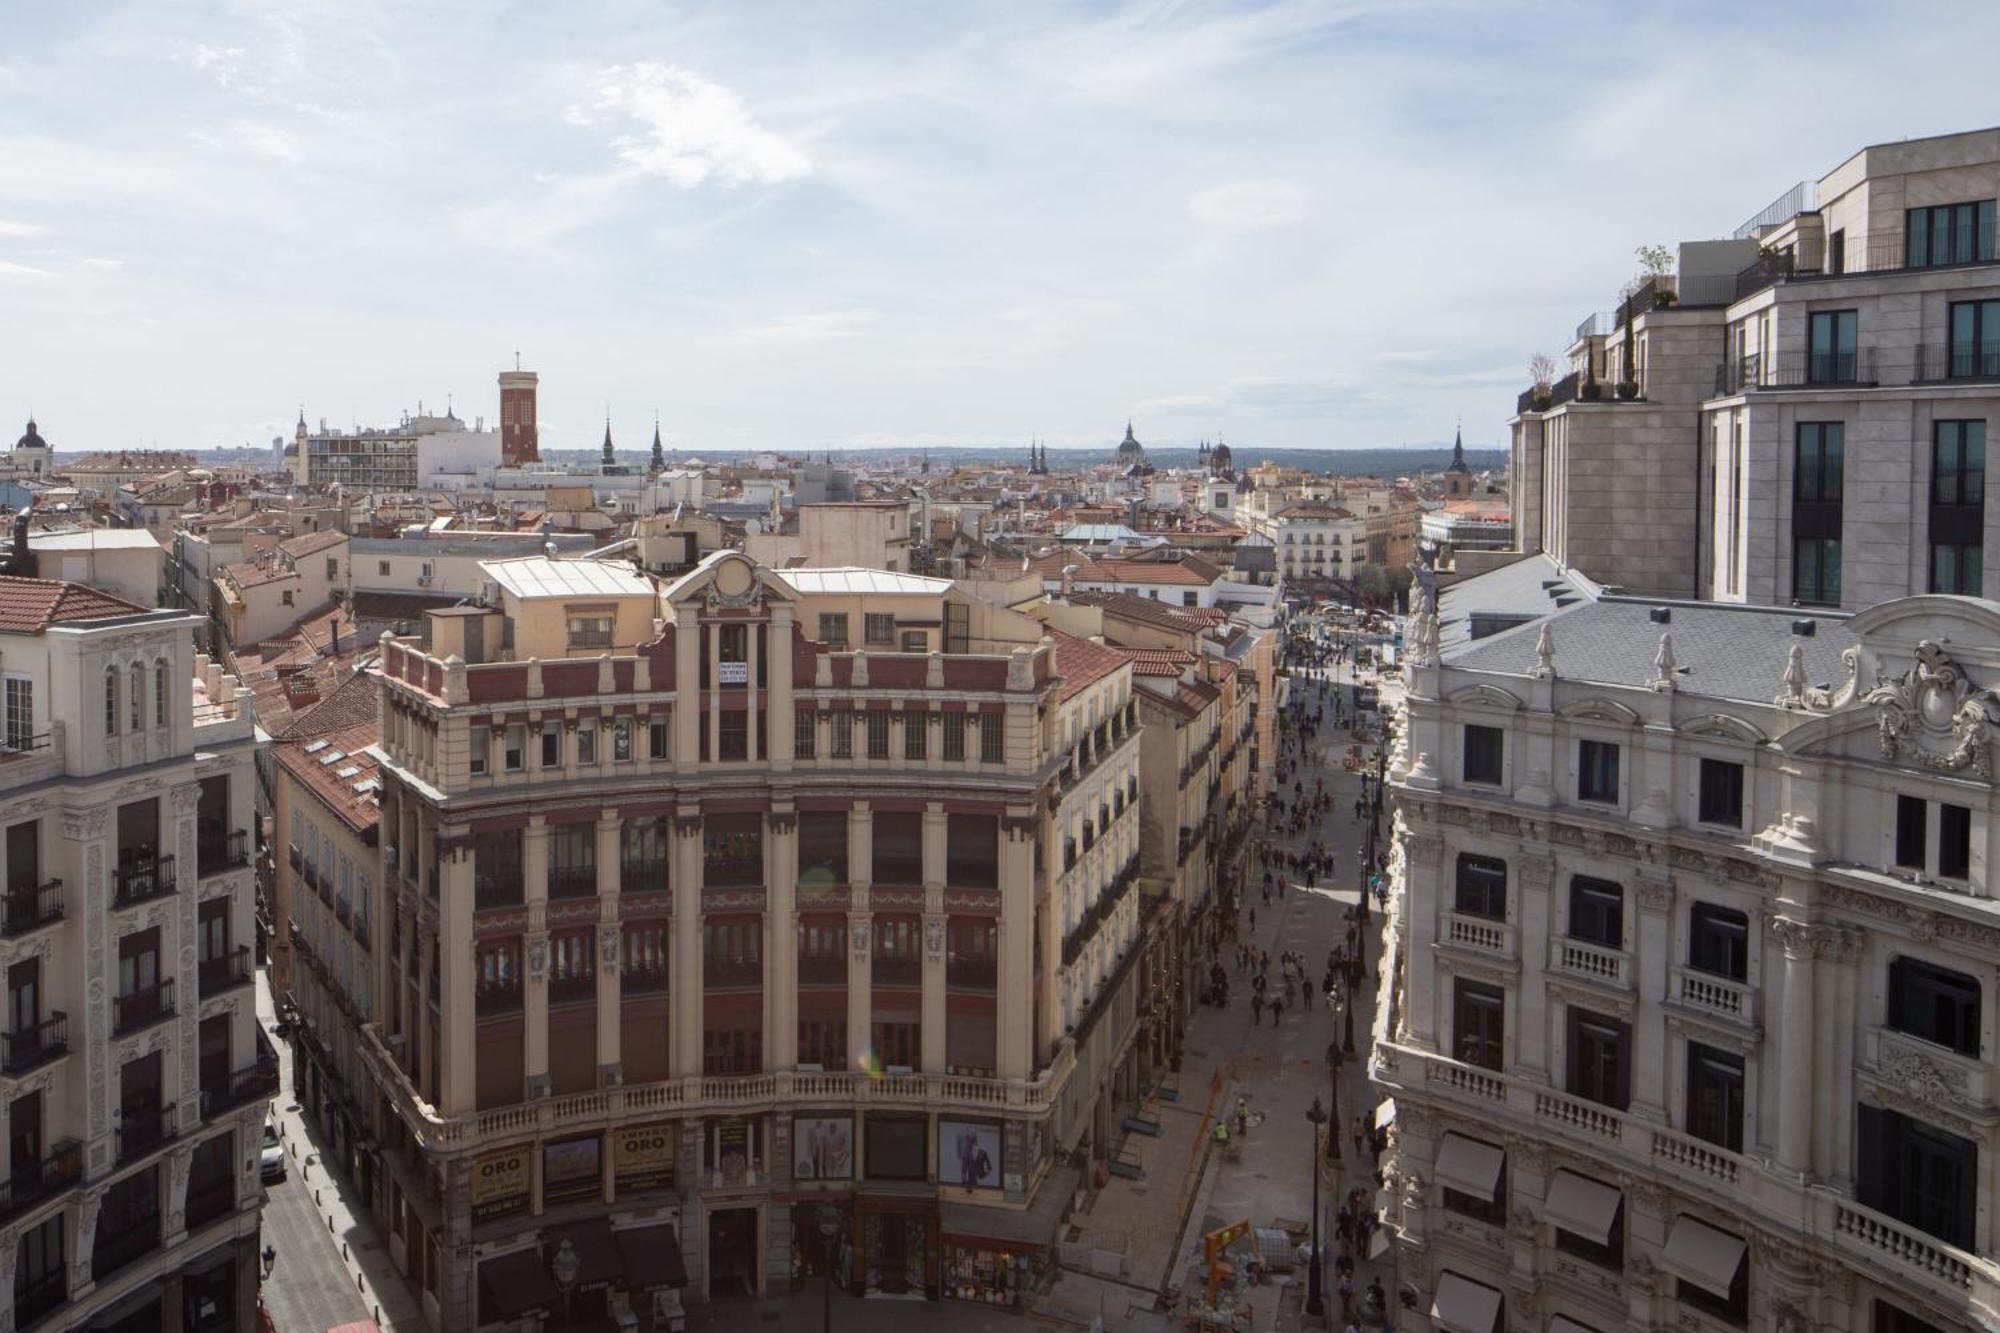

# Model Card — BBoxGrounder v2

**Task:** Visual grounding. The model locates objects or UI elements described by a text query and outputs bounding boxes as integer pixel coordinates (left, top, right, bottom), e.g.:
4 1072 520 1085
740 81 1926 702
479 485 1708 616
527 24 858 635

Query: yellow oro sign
613 1123 677 1190
471 1149 530 1219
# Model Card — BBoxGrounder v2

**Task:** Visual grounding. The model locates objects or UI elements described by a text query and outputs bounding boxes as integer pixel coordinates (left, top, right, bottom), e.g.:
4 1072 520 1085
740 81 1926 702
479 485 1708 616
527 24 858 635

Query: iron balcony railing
1734 179 1816 239
474 872 523 911
113 854 176 907
546 863 598 900
1733 249 1797 302
202 1054 280 1119
184 1172 235 1229
197 829 249 877
798 954 846 985
1 1011 66 1075
872 955 921 987
1615 274 1678 328
1 878 62 937
13 1264 65 1327
1914 343 2000 383
0 1138 81 1221
475 983 522 1018
1517 370 1581 415
93 1208 162 1277
113 979 175 1035
117 1103 176 1163
198 946 253 998
1714 348 1876 393
947 957 998 992
622 963 668 995
549 967 597 1005
620 857 668 894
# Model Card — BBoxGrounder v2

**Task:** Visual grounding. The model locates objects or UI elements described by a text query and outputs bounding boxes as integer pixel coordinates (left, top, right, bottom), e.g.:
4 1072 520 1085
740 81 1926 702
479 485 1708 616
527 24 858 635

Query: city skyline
7 1 2000 454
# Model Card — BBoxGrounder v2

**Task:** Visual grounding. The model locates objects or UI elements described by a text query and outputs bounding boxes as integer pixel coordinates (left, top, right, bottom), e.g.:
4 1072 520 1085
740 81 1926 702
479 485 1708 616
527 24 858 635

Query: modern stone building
348 552 1171 1328
1512 126 2000 608
1373 556 2000 1333
0 578 268 1332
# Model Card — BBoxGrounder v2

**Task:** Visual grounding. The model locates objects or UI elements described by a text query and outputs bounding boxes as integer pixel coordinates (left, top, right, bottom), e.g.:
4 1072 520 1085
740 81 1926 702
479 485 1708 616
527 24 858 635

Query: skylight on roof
335 765 361 779
303 739 329 753
317 750 346 765
352 778 380 795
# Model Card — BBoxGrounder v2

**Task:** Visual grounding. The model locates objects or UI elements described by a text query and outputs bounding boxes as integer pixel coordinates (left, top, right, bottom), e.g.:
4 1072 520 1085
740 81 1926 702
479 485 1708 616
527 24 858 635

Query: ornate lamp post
551 1236 580 1333
1304 1097 1328 1319
1325 1028 1345 1163
817 1203 843 1333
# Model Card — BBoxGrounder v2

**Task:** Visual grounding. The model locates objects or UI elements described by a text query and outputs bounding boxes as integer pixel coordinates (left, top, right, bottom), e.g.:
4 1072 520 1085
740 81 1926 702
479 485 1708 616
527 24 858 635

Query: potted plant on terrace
1528 354 1559 410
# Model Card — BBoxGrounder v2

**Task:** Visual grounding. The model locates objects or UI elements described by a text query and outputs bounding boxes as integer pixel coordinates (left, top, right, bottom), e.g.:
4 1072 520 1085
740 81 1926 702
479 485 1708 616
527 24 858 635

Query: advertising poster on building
792 1115 854 1181
613 1122 677 1192
938 1119 1002 1189
471 1148 530 1220
543 1134 602 1205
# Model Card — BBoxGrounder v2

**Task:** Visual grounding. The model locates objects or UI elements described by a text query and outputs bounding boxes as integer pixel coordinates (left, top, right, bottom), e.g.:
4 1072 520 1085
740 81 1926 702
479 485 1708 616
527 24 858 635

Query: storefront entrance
706 1207 760 1298
789 1201 854 1292
863 1212 928 1296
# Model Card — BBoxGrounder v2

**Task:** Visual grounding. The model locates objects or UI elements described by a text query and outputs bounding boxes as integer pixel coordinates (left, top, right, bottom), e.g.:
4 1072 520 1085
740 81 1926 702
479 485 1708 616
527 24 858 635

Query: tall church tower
499 361 539 466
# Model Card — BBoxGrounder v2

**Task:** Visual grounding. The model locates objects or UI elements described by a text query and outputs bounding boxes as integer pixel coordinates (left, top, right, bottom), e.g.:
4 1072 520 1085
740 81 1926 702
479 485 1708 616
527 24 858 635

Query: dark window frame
1807 309 1860 385
1697 757 1745 828
1565 1006 1631 1112
1688 903 1749 981
1887 956 1981 1058
1906 200 1998 270
1452 978 1504 1071
1462 724 1504 786
1685 1040 1745 1152
1577 739 1620 805
1453 853 1507 922
1792 422 1844 605
1567 876 1623 949
1857 1103 1977 1250
1928 420 1985 597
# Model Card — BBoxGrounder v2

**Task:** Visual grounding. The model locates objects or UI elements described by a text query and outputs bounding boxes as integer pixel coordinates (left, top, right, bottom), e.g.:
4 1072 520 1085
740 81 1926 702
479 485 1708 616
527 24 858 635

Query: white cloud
233 121 302 162
78 258 125 271
737 309 876 342
0 220 46 239
0 261 55 280
569 64 809 189
1188 179 1309 229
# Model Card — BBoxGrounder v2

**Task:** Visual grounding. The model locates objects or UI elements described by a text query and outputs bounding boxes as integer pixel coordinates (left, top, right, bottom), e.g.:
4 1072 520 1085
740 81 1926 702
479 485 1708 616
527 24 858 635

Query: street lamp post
1304 1097 1328 1319
551 1236 579 1333
817 1203 843 1333
1325 1031 1345 1163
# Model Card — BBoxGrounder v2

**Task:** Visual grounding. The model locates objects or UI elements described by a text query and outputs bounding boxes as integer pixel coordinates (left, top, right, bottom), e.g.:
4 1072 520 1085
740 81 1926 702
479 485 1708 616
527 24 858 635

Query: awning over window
479 1254 557 1321
546 1218 624 1292
1433 1133 1504 1202
1543 1170 1622 1246
1430 1271 1503 1333
1660 1215 1747 1299
1372 1099 1397 1129
615 1223 689 1290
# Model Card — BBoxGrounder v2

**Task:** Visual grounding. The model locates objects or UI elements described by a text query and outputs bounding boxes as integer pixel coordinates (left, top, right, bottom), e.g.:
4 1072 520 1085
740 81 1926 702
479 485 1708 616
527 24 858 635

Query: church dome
16 419 46 451
1113 421 1148 466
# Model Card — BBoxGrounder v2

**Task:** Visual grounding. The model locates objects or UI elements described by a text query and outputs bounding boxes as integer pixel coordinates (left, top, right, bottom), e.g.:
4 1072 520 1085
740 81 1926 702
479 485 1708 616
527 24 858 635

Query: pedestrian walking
1339 1272 1356 1321
1251 994 1264 1025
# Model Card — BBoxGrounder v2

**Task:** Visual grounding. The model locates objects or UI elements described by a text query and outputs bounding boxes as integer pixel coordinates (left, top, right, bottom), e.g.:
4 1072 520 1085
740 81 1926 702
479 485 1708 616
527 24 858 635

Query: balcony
113 979 176 1035
113 854 176 908
476 984 523 1018
93 1210 161 1278
202 1048 280 1119
947 957 998 992
547 863 599 901
622 965 668 996
197 830 249 878
1442 912 1516 960
198 946 254 998
620 857 668 895
1713 348 1876 394
550 968 597 1005
184 1171 236 1229
1575 311 1614 343
1670 966 1757 1026
1 879 62 937
872 955 921 987
474 874 523 912
0 1138 81 1221
14 1264 65 1327
2 1011 67 1075
798 955 846 986
1551 938 1630 988
117 1103 176 1163
1914 343 2000 384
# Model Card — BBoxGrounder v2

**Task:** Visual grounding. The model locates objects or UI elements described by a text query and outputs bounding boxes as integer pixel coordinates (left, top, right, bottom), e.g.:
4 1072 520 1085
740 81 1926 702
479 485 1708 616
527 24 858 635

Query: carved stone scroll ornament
1865 639 2000 778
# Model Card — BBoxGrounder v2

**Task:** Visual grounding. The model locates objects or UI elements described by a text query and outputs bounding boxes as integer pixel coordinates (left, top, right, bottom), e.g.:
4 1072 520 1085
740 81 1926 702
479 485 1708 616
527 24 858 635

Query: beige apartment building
333 553 1164 1328
1376 555 2000 1333
0 581 268 1333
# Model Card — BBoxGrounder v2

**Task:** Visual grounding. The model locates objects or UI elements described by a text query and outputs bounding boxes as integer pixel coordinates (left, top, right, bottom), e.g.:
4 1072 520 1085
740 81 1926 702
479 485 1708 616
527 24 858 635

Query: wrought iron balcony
0 878 62 937
1914 343 2000 384
113 854 176 907
1 1011 67 1075
113 979 175 1035
201 1053 280 1119
198 946 253 998
93 1208 161 1277
546 863 599 900
475 983 523 1018
0 1138 81 1221
117 1103 176 1163
197 829 249 877
620 857 668 895
871 955 921 987
798 954 846 986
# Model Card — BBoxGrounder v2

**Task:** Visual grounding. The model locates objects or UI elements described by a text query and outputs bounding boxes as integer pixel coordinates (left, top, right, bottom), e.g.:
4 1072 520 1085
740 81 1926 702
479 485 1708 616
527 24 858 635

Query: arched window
154 659 168 728
129 664 144 732
105 668 118 735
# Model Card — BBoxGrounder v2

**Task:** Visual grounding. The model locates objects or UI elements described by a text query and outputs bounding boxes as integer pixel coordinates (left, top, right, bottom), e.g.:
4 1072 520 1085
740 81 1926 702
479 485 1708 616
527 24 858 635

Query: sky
4 1 2000 459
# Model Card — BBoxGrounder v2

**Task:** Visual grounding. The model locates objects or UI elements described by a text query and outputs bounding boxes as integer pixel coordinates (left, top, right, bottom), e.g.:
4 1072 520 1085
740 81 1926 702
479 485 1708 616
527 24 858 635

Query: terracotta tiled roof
278 528 348 559
273 695 381 836
1083 558 1215 587
1121 648 1198 677
1275 501 1357 521
1068 590 1228 634
1046 628 1132 703
0 576 146 633
222 561 298 590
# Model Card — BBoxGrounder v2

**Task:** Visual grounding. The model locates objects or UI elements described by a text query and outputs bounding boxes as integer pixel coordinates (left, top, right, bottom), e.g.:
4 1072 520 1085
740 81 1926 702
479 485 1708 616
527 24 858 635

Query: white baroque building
1373 555 2000 1333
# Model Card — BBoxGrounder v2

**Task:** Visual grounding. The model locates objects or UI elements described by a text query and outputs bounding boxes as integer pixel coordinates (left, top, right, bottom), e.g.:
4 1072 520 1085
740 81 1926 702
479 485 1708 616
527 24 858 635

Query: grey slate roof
1438 555 1856 704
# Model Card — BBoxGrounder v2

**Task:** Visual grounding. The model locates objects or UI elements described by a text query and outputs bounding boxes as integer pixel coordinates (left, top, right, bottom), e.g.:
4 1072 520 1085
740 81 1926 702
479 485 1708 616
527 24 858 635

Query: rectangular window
903 712 927 760
1896 794 1928 870
717 711 749 763
794 709 816 759
1566 1008 1631 1111
1453 854 1507 921
1887 957 1981 1057
1686 1042 1745 1152
1577 739 1619 804
1947 299 2000 379
567 612 615 650
900 631 926 653
576 724 597 767
1906 199 1997 269
541 728 560 768
942 713 966 761
1793 422 1844 606
1568 876 1623 948
1929 420 1984 596
378 561 391 577
1689 903 1749 982
830 713 852 759
1856 1104 1977 1250
1807 309 1859 384
649 719 669 761
504 726 525 772
1939 802 1971 880
979 712 1004 763
1697 758 1744 827
613 720 631 762
865 711 889 759
1462 724 1503 786
818 613 848 648
3 678 30 751
1452 978 1504 1071
864 613 895 646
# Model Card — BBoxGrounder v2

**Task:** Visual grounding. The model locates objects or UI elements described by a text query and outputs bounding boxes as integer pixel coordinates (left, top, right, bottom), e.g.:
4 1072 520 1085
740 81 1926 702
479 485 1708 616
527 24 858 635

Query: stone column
996 816 1034 1080
671 814 704 1078
674 620 701 772
1399 831 1444 1049
1513 851 1553 1085
847 804 873 1072
71 1186 103 1296
767 811 799 1070
1036 810 1062 1065
171 782 203 1127
1771 915 1816 1175
163 1143 193 1246
921 804 948 1073
439 845 477 1115
1824 927 1862 1186
596 814 624 1086
522 818 551 1097
769 605 796 770
62 805 112 1178
1631 872 1675 1122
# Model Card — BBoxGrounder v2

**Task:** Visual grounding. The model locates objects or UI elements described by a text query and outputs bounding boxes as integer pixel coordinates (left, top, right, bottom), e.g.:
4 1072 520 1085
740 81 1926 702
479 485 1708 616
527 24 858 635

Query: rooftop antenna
514 349 521 371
